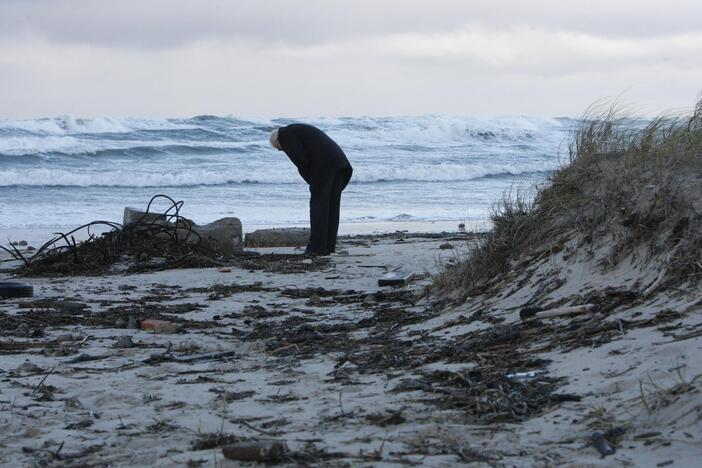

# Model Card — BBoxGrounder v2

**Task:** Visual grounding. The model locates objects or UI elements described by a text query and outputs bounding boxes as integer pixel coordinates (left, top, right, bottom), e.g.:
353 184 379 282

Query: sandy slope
1 232 700 467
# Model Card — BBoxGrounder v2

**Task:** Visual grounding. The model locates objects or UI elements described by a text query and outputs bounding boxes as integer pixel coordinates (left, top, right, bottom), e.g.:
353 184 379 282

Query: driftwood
520 304 596 321
642 267 667 298
222 441 287 462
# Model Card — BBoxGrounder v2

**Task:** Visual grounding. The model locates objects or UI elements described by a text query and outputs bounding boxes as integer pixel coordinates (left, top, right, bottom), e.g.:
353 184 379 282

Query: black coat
277 124 353 189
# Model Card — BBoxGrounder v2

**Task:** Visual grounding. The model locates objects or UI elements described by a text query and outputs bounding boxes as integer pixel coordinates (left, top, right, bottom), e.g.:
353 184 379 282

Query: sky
1 0 701 119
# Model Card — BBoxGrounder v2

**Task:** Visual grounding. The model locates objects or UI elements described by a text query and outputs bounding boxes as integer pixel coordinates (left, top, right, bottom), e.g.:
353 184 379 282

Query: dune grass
436 97 702 293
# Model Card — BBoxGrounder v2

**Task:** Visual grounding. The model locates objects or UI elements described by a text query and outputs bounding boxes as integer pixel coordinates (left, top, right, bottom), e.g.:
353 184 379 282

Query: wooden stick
643 267 667 298
31 368 55 393
520 303 596 320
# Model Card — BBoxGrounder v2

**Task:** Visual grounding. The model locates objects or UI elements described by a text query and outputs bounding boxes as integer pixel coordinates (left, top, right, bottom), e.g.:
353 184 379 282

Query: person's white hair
269 129 281 150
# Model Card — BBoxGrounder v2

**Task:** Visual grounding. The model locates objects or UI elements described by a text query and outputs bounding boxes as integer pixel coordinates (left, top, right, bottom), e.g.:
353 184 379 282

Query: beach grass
436 97 702 293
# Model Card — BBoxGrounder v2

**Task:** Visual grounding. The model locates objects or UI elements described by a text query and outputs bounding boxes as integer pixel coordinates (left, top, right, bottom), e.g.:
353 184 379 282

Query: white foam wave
0 136 263 156
1 114 571 158
0 115 193 136
320 115 570 146
0 161 558 187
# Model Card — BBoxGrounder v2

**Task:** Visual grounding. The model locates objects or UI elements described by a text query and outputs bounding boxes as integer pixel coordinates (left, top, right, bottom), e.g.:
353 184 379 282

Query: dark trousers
307 170 348 255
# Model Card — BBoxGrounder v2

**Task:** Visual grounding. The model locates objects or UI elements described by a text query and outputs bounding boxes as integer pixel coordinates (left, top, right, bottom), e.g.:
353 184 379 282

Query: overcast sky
1 0 700 119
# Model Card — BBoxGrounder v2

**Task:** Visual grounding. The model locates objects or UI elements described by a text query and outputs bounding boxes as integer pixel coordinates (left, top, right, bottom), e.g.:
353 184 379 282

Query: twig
643 267 667 298
654 329 702 345
268 343 299 356
240 420 281 437
520 304 596 320
64 354 111 364
31 367 55 393
53 441 64 458
145 349 238 365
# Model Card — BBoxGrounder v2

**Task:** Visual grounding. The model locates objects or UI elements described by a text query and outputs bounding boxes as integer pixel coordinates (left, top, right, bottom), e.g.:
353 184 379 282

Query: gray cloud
2 0 702 49
0 0 700 118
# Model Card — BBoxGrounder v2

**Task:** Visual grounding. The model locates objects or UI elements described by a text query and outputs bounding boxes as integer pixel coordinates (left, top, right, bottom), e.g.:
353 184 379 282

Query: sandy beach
2 1 701 466
1 225 700 467
1 219 490 250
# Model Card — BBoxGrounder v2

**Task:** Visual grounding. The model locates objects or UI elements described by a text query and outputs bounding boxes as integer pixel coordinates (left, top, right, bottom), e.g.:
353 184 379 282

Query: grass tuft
436 96 702 294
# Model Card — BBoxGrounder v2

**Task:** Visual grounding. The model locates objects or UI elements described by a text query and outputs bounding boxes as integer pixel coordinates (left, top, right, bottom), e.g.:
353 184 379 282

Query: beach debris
0 281 34 298
7 323 31 337
229 253 330 274
221 441 287 462
17 299 88 314
519 303 596 321
378 271 417 287
590 431 616 457
113 336 135 348
439 242 454 250
143 349 239 365
212 389 256 402
55 333 84 342
123 206 243 257
64 353 111 364
127 316 139 329
244 227 310 247
15 361 43 375
365 410 406 426
64 397 83 409
191 433 241 451
307 294 323 306
64 419 94 430
5 195 237 276
643 267 668 298
506 370 543 382
140 319 181 334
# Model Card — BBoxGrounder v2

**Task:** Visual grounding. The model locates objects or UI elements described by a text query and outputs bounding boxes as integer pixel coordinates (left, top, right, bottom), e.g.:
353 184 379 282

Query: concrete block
122 207 243 257
244 228 310 247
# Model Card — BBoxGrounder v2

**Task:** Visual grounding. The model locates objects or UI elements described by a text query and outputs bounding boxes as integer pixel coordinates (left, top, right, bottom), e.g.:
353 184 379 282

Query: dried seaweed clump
3 195 222 276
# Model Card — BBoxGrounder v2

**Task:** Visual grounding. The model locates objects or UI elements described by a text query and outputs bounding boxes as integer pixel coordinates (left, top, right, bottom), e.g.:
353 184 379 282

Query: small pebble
65 397 83 409
308 294 322 306
16 361 43 374
113 336 135 348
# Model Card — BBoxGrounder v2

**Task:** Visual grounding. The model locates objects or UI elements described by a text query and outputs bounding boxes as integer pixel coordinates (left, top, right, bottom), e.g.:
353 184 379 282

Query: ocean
0 114 574 243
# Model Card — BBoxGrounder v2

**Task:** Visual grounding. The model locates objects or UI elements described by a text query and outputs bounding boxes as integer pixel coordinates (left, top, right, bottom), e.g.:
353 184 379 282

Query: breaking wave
0 113 571 230
0 162 556 187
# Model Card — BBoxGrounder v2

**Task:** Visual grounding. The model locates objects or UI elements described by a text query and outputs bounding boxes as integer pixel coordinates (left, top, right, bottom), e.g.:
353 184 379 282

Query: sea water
0 114 574 242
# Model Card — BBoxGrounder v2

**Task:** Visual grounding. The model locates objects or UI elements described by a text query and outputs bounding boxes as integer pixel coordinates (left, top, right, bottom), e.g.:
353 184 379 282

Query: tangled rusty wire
1 195 222 276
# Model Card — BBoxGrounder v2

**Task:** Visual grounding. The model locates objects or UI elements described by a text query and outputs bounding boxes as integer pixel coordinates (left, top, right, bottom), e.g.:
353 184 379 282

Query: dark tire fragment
0 282 34 298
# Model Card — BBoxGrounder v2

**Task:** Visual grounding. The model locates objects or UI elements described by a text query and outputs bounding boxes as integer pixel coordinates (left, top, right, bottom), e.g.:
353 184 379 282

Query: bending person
270 124 353 256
